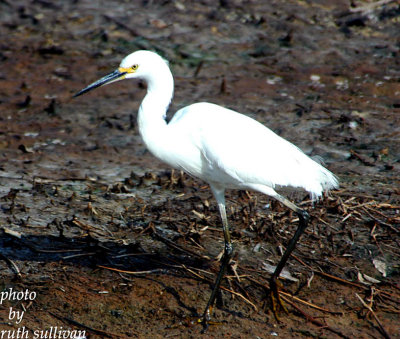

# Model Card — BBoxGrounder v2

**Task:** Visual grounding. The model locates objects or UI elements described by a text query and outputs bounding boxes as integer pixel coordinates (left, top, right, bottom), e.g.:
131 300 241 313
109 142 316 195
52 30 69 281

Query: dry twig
350 0 397 14
49 311 126 338
0 253 21 279
281 295 350 339
355 293 392 339
279 291 343 315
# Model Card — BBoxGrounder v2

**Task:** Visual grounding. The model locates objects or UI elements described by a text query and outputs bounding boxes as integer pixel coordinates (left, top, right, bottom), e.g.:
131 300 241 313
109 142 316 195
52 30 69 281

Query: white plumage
74 50 338 330
169 102 336 198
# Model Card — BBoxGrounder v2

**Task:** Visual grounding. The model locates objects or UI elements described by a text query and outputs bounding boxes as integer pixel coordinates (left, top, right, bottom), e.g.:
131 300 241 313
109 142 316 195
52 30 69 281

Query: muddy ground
1 0 400 338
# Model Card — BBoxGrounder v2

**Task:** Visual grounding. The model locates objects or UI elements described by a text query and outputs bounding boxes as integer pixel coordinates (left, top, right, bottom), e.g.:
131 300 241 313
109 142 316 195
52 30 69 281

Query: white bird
74 50 338 330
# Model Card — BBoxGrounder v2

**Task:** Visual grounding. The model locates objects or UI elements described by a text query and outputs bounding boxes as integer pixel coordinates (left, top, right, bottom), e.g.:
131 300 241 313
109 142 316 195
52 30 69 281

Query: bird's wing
170 102 337 197
201 109 299 186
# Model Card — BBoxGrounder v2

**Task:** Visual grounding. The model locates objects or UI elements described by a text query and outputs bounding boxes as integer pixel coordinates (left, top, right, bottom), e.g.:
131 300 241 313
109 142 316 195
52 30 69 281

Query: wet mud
1 1 399 338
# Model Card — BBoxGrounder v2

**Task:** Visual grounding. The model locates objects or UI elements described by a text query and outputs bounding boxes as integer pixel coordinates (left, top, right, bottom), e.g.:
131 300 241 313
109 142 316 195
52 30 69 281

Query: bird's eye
131 64 138 71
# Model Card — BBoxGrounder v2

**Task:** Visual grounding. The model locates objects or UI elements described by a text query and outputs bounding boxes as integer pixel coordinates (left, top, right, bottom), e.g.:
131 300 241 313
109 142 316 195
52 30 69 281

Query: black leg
201 241 233 332
201 186 233 332
269 195 310 315
271 209 309 284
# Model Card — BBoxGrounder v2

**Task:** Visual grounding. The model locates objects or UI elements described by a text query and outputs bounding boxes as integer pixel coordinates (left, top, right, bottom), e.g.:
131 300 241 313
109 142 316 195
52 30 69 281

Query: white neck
137 62 174 158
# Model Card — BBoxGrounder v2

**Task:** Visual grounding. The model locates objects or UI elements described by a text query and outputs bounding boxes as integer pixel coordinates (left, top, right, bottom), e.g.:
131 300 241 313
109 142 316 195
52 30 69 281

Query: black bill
73 69 127 98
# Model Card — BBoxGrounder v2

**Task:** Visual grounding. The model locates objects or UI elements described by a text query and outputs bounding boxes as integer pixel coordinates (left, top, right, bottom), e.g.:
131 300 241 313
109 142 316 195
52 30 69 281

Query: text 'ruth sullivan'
0 326 86 339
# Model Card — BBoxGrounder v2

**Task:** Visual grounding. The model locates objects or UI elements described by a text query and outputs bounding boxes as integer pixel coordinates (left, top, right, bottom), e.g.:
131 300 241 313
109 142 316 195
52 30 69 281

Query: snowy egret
74 50 338 330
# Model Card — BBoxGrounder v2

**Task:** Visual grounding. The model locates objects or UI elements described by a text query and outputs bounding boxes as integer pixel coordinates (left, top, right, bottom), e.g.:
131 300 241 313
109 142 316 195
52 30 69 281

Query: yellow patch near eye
119 66 137 74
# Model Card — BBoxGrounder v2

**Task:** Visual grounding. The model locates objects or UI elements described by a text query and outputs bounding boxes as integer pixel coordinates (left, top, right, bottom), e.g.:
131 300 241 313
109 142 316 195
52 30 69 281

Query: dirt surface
1 0 400 338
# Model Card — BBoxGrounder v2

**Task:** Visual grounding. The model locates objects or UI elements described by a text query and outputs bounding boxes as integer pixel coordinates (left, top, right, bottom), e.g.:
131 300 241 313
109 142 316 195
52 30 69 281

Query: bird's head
73 50 169 98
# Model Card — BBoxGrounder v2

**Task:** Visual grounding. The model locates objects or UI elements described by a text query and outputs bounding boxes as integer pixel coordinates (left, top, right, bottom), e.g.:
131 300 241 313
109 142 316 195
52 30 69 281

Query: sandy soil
1 1 399 338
